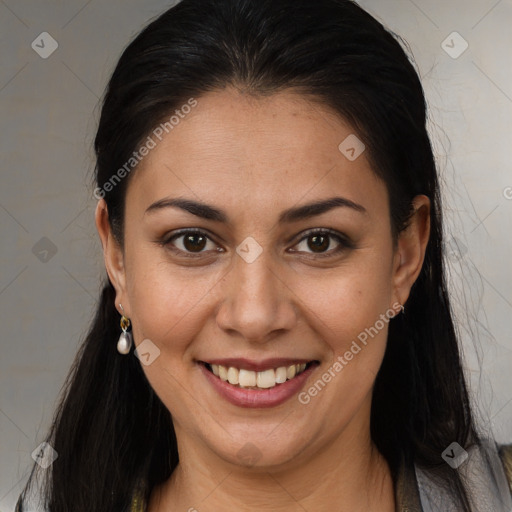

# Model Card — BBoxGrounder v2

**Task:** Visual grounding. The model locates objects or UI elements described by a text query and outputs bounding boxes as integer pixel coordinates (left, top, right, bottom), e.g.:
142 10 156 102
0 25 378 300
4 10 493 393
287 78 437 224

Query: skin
96 87 430 511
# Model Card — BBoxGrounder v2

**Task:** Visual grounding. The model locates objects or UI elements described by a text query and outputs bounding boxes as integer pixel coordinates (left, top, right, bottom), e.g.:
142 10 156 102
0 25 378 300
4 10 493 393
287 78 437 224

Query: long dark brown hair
18 0 484 510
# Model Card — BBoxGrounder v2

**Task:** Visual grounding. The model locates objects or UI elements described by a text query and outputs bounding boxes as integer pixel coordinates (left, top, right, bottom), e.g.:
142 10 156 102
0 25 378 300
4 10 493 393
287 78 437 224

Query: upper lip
199 357 316 372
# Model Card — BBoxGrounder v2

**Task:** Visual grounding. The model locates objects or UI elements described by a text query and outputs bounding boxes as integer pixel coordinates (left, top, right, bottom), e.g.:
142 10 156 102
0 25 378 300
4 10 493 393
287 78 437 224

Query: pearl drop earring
117 304 133 355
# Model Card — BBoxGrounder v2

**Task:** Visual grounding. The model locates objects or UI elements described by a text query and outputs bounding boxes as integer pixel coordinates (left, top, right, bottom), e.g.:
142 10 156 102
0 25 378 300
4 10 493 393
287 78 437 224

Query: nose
215 248 298 344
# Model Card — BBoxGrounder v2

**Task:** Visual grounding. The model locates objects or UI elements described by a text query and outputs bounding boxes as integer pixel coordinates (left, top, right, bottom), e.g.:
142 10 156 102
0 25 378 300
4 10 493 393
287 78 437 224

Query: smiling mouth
201 361 319 390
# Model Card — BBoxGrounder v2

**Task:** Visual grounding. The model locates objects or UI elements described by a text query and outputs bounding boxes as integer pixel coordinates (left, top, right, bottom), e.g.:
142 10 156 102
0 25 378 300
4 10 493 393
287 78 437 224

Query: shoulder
131 489 146 512
14 487 147 512
14 491 147 512
130 478 148 512
498 442 512 494
415 438 512 510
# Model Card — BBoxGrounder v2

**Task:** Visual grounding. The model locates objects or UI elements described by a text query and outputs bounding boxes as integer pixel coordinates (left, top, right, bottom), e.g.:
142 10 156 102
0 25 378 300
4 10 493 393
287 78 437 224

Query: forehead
126 87 386 220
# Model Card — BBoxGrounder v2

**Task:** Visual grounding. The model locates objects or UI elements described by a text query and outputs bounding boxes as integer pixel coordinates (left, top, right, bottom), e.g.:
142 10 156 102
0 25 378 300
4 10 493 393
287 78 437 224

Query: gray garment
15 439 512 511
415 439 512 512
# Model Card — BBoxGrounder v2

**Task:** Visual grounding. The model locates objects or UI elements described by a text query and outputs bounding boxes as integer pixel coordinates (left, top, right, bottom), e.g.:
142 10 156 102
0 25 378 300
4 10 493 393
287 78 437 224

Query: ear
391 195 431 309
95 199 130 316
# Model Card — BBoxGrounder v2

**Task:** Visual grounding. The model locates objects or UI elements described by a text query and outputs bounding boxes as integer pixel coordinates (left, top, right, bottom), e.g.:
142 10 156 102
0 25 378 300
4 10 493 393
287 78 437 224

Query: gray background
1 0 511 509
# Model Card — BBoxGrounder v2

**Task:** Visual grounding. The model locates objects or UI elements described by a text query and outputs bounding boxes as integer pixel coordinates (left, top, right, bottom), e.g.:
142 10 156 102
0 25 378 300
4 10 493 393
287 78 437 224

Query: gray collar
395 439 512 512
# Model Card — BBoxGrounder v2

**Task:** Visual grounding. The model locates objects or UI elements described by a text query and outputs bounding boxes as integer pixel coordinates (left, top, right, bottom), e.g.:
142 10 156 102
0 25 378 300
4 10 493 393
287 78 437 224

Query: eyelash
160 228 354 259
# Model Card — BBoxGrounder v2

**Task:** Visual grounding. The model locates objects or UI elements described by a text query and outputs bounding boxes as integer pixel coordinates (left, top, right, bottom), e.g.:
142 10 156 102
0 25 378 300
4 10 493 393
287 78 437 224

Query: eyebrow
144 196 367 223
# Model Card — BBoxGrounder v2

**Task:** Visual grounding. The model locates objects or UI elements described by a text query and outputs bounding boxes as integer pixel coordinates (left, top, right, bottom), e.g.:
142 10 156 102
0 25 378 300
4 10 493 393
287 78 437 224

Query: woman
15 0 512 510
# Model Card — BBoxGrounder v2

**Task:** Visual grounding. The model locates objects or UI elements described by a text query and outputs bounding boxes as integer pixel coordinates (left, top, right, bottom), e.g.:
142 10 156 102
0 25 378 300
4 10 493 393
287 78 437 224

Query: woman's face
97 87 429 470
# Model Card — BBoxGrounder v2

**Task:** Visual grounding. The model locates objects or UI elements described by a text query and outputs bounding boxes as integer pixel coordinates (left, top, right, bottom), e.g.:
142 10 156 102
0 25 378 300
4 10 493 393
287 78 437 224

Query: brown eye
291 229 353 257
182 233 208 252
163 229 219 257
307 233 330 253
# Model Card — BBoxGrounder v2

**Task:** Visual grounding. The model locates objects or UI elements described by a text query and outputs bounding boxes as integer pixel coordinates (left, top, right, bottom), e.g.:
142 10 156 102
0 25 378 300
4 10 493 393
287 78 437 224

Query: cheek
297 255 393 349
122 248 218 413
123 243 224 358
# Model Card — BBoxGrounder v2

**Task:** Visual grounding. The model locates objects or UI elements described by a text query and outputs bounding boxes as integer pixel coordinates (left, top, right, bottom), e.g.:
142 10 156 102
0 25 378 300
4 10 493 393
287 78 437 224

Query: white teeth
208 362 310 389
227 367 239 385
238 369 256 387
256 369 276 389
219 365 228 381
275 366 287 383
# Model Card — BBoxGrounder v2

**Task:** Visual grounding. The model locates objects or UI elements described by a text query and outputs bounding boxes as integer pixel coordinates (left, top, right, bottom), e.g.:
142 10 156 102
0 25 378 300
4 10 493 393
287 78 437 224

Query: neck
148 409 395 512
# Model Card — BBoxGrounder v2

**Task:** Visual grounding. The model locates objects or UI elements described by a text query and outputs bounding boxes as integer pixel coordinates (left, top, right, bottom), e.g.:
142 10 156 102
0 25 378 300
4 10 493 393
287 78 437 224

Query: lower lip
199 362 317 408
